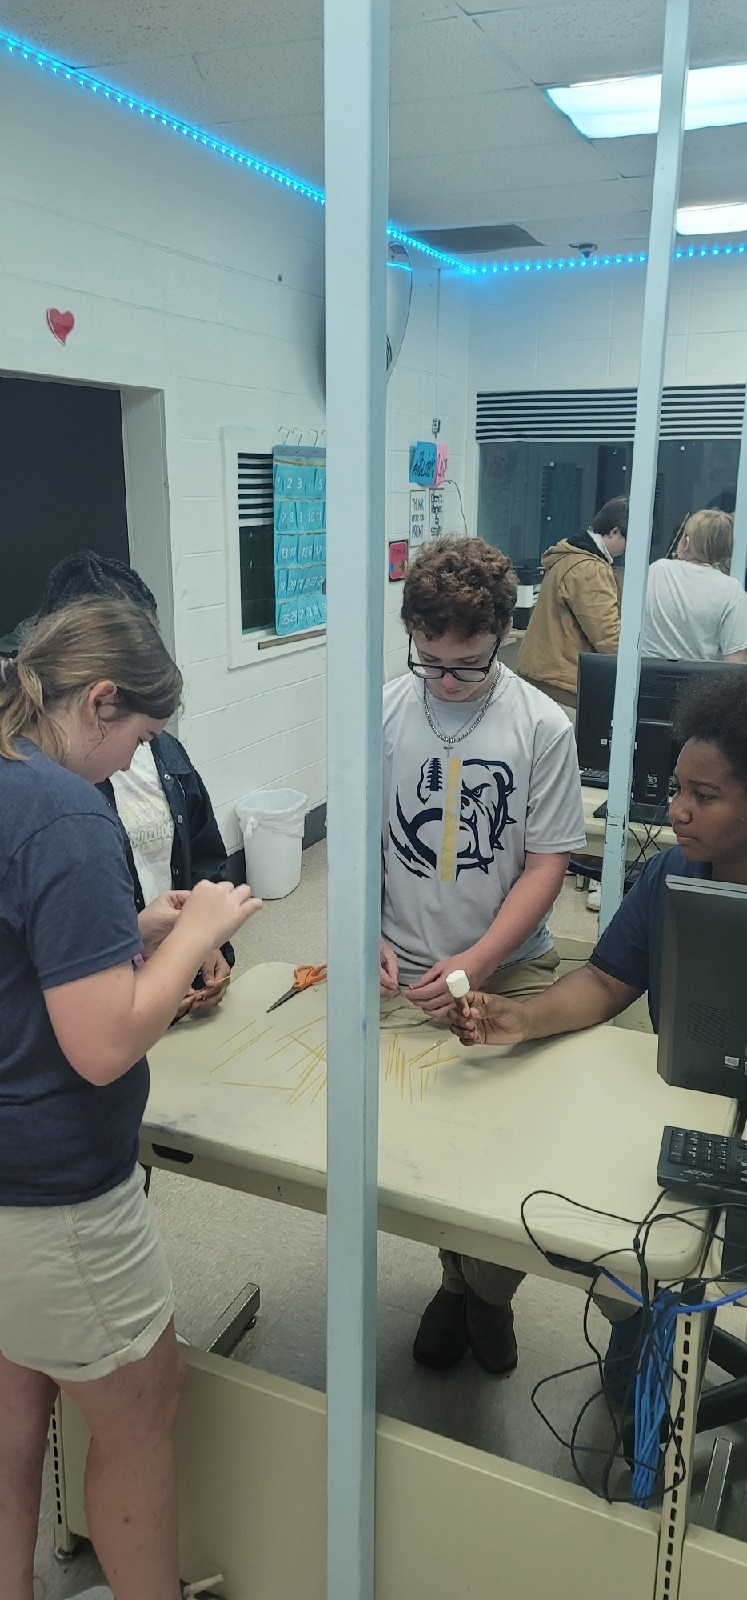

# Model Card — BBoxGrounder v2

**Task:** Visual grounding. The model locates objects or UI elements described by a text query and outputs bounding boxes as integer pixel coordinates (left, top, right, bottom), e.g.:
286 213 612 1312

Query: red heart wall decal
47 308 75 345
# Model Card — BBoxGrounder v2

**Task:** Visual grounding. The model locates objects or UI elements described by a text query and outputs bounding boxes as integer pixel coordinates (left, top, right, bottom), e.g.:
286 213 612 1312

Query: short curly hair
401 537 517 641
674 669 747 793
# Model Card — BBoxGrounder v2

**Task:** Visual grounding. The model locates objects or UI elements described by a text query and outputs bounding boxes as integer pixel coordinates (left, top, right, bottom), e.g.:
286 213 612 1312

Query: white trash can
235 788 307 900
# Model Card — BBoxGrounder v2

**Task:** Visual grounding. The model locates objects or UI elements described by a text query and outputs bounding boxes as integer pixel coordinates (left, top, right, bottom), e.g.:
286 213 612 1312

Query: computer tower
658 876 747 1100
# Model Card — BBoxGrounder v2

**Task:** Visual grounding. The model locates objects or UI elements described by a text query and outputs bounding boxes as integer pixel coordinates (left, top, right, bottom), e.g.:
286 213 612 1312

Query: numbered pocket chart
272 445 327 637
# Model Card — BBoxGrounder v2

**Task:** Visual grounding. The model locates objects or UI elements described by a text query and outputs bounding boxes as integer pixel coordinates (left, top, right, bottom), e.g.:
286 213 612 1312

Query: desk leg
653 1306 706 1600
204 1280 261 1358
49 1396 80 1561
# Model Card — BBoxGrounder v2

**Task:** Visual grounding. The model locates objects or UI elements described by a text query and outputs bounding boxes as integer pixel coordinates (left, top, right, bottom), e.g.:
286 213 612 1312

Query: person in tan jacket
516 496 628 710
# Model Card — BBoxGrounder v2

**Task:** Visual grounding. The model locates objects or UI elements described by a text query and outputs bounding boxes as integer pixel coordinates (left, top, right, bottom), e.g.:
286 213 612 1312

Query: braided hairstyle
37 550 157 620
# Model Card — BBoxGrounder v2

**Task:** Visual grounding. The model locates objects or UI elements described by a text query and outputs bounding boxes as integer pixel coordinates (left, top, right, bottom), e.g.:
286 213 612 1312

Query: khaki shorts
481 946 560 1002
0 1167 174 1383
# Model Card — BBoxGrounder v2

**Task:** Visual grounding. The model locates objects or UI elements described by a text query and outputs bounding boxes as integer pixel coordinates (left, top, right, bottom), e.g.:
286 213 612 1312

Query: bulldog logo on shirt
390 755 516 881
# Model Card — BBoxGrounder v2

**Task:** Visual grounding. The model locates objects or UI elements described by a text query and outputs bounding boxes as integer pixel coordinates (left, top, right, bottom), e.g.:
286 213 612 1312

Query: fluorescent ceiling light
677 202 747 234
548 62 747 138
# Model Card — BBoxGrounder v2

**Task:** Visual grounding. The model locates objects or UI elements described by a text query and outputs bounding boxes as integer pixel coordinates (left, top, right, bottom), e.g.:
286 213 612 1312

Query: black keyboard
580 768 609 788
657 1125 747 1206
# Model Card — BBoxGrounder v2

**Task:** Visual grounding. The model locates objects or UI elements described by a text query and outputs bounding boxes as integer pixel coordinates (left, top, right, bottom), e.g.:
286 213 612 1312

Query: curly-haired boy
382 536 586 1375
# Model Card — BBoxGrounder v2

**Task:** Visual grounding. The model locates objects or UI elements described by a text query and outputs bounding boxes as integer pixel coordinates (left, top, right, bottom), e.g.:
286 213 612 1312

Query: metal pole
730 387 747 582
323 0 388 1595
599 0 691 931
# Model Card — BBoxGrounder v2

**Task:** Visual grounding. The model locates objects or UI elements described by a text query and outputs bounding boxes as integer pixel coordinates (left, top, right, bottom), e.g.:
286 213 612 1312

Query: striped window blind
476 385 745 443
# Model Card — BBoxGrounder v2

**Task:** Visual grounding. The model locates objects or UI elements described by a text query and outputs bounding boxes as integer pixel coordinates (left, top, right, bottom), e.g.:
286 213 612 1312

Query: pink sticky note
434 442 448 486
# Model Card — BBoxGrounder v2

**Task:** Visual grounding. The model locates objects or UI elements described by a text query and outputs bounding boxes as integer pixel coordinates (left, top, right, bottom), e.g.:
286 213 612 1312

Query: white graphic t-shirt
382 667 586 985
110 741 175 906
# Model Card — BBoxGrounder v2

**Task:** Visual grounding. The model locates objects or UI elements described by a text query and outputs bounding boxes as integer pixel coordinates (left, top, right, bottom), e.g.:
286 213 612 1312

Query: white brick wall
0 52 471 849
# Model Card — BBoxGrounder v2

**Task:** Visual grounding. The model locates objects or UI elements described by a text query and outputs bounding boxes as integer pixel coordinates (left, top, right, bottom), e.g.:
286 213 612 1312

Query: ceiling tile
0 0 322 63
679 165 747 206
595 135 656 180
391 0 460 19
192 41 323 121
473 0 666 83
389 84 579 157
681 123 747 169
690 0 747 70
396 178 647 230
473 0 747 84
390 16 529 101
211 113 325 185
524 211 653 248
80 53 220 120
390 138 620 202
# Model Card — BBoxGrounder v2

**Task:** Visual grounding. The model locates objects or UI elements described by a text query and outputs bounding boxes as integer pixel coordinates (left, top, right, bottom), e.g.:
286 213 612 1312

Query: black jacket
97 730 235 968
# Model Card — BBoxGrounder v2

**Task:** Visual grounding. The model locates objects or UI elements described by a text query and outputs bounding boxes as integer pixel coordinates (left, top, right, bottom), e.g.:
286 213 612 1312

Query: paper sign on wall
388 540 409 582
429 488 444 540
409 490 427 548
434 441 448 486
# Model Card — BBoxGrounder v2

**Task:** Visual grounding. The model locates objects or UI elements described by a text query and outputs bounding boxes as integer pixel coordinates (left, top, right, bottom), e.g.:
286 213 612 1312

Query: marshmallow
446 969 471 1000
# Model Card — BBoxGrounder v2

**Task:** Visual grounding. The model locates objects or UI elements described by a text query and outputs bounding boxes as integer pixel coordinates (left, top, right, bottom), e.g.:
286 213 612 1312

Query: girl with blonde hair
642 508 747 661
0 598 260 1600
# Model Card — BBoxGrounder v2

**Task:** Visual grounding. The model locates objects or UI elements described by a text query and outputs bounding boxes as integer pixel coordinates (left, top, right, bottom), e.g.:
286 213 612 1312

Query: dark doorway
0 376 129 637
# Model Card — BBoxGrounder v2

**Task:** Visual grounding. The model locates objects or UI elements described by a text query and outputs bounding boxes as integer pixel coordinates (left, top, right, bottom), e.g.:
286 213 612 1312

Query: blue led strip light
1 25 745 279
0 24 470 273
475 243 746 274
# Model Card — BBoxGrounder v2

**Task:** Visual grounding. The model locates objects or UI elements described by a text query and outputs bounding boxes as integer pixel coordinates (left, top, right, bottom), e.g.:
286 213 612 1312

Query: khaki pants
438 948 628 1322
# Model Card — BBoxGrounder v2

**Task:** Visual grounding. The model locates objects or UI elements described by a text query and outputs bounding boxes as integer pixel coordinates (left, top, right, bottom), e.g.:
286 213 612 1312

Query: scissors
267 964 328 1012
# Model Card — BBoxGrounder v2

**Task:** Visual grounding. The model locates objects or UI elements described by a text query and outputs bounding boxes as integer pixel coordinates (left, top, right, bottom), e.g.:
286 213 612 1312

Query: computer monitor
576 655 747 812
658 876 747 1102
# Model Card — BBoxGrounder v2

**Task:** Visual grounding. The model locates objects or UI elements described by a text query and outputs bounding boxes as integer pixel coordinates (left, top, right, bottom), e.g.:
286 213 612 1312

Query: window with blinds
475 385 744 568
237 451 274 632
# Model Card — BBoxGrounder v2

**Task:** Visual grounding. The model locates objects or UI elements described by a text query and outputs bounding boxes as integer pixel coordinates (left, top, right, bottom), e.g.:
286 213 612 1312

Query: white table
53 965 744 1600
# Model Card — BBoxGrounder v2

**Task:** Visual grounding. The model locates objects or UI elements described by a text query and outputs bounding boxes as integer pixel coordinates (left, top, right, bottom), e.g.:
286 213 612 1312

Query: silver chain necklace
421 667 500 750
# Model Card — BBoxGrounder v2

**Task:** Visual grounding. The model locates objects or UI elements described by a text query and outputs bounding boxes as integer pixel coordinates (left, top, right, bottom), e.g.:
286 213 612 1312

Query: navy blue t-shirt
590 847 710 1031
0 741 149 1205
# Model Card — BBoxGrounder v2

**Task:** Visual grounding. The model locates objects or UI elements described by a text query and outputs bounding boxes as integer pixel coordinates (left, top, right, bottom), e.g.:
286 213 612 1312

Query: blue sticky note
275 533 299 566
408 441 437 486
277 603 298 635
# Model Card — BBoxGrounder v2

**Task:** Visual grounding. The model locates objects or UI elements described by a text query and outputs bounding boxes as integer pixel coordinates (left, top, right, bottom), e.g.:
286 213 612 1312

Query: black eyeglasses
407 638 500 684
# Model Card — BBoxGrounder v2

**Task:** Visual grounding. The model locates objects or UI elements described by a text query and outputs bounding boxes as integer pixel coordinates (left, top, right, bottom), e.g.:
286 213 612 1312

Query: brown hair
679 509 734 573
0 598 182 762
592 496 629 539
401 537 517 641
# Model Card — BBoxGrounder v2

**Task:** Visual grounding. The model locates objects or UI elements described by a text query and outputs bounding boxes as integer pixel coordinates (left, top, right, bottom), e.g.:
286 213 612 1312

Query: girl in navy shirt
0 598 259 1600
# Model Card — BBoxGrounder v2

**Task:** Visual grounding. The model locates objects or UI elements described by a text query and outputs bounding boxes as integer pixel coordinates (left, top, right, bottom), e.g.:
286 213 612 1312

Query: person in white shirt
642 509 747 663
381 537 586 1376
34 551 235 1017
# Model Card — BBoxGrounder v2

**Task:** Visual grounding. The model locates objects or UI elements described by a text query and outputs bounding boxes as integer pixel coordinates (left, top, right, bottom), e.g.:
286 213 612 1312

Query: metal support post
323 0 389 1596
600 0 691 931
730 386 747 582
